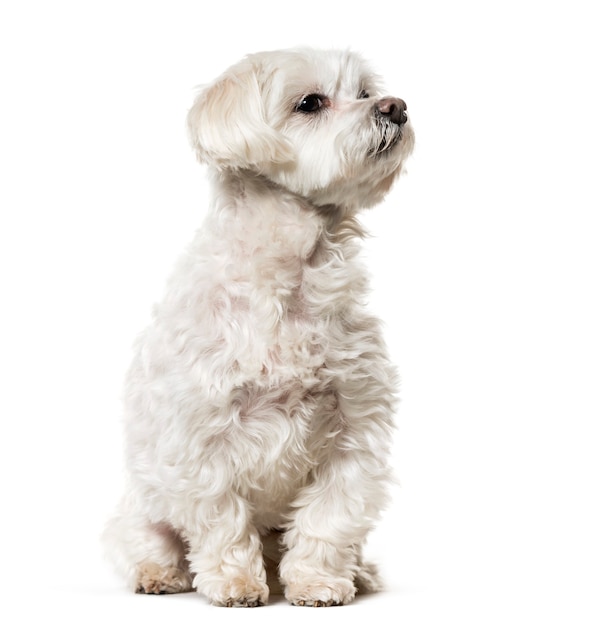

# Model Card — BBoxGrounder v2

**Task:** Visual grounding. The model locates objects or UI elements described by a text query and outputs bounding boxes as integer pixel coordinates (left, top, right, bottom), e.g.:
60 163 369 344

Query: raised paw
135 562 193 594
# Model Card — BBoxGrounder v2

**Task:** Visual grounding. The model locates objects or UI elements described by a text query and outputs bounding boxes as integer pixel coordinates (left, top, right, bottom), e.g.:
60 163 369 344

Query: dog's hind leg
102 495 192 594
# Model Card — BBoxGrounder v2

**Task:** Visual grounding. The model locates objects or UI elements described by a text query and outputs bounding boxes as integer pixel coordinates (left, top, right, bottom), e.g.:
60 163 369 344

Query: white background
1 1 595 624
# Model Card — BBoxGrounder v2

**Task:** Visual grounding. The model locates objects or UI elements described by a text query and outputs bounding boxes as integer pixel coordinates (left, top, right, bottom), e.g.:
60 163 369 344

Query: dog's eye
358 90 370 99
296 94 325 113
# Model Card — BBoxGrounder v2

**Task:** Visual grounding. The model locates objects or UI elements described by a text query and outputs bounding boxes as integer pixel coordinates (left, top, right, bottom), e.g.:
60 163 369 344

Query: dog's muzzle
370 97 408 155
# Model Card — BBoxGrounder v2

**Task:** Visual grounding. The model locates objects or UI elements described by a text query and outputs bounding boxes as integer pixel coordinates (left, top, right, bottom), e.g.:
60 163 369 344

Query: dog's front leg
280 449 389 606
280 360 394 606
280 453 382 606
280 510 360 607
185 494 269 607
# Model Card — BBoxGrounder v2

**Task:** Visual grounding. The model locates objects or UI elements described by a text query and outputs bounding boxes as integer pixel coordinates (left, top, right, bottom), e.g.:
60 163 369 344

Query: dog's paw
285 577 356 607
209 576 269 607
135 562 193 594
224 596 266 608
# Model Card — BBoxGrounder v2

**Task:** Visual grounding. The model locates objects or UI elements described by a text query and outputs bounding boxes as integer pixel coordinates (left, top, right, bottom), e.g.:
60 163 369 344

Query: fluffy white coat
103 47 414 608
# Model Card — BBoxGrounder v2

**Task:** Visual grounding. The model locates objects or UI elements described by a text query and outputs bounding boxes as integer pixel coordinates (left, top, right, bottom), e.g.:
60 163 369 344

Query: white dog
103 47 414 607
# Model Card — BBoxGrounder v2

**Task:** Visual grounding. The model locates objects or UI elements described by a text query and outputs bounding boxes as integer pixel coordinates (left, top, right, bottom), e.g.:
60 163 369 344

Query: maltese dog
103 47 414 608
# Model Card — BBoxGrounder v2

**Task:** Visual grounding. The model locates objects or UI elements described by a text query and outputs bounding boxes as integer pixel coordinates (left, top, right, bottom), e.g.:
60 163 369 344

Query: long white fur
103 47 414 607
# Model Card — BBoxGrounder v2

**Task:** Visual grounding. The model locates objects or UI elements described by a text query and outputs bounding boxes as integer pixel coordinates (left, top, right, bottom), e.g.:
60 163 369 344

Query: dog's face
188 49 414 209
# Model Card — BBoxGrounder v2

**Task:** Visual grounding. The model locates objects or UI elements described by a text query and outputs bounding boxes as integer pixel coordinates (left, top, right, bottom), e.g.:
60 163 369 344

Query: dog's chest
222 378 338 524
223 262 342 388
244 243 362 387
258 312 326 387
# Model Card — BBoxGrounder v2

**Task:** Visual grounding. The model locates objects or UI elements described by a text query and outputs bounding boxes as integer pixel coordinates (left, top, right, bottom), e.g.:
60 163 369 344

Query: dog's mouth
369 124 403 157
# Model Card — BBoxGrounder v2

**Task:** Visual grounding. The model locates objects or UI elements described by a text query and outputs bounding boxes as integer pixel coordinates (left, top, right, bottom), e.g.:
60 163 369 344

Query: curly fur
103 47 414 607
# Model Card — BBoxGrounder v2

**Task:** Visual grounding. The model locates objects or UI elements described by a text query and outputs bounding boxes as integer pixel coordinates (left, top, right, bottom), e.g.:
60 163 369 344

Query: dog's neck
198 168 367 323
208 169 366 250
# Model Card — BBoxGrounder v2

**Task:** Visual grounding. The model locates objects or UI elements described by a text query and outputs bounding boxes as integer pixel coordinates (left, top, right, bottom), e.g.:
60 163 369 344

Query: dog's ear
187 59 294 169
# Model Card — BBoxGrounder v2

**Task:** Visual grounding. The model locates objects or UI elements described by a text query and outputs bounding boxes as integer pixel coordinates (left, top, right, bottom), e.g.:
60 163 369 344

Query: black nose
375 97 408 126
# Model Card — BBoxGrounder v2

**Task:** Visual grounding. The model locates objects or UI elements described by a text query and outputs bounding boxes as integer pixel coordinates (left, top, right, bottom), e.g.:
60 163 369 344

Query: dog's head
187 48 414 209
